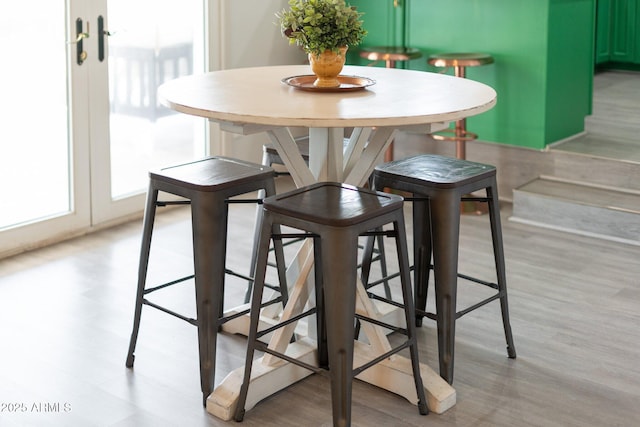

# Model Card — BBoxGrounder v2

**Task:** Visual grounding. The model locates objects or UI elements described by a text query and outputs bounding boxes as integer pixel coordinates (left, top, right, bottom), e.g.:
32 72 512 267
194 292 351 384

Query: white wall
209 0 307 162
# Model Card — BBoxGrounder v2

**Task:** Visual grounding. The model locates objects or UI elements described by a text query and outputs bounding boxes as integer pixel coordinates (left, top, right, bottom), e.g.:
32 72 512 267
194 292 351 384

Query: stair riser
552 152 640 192
512 190 640 245
585 117 640 141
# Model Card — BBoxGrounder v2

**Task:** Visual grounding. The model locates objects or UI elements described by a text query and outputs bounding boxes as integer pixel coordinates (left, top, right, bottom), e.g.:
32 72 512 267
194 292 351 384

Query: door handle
72 18 89 65
97 15 112 62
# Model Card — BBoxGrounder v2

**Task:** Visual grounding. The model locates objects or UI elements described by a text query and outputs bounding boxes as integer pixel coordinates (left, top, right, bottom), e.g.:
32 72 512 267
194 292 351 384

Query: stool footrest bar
156 200 191 207
144 274 195 295
365 270 402 288
460 196 489 203
416 292 502 321
256 342 326 375
272 232 318 240
354 313 407 336
225 268 253 283
255 307 317 340
455 293 501 318
225 199 263 205
143 298 198 326
219 296 283 325
366 291 405 310
352 340 412 377
424 264 499 290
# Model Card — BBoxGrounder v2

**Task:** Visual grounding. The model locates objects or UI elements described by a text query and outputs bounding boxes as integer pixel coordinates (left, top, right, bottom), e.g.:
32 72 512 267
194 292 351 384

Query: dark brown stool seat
235 182 428 426
125 156 288 404
427 52 494 160
371 154 516 384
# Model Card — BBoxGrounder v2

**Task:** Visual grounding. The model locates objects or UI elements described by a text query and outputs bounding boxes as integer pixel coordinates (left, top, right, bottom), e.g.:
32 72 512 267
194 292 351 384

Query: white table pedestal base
210 241 456 421
206 337 455 420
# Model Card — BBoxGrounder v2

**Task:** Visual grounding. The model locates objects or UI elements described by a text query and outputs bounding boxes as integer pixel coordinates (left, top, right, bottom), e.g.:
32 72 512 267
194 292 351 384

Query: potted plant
277 0 367 88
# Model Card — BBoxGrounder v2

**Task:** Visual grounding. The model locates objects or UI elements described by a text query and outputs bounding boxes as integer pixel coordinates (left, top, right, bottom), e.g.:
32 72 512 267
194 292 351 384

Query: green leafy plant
277 0 367 56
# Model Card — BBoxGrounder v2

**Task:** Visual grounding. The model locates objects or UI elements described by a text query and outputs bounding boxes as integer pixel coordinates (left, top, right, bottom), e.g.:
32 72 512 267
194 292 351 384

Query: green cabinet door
611 0 637 62
596 0 612 63
347 0 405 65
637 2 640 61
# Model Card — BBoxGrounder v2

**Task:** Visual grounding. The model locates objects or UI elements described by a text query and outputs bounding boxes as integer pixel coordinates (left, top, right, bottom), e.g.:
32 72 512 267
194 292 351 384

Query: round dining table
158 64 496 420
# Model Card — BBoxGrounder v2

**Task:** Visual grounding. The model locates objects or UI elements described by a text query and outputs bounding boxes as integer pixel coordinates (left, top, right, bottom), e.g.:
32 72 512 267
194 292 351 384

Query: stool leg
314 236 328 369
265 180 289 308
359 235 375 287
245 221 288 306
359 231 391 299
235 211 274 422
393 214 429 415
375 232 392 299
430 191 461 384
487 183 517 359
191 194 226 405
245 154 270 304
126 185 158 368
322 231 358 427
245 181 289 306
413 197 432 327
245 203 262 304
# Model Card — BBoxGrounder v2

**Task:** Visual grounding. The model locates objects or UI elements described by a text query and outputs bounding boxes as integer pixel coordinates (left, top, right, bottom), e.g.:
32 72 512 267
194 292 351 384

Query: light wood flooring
1 175 639 426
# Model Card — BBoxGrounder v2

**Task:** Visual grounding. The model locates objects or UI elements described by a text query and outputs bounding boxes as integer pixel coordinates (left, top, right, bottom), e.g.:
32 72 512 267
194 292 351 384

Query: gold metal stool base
360 46 423 161
427 53 495 215
359 46 423 68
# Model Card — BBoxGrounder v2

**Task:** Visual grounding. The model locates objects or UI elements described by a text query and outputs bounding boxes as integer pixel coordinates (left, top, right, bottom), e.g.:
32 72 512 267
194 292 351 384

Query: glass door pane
0 3 71 229
106 0 206 199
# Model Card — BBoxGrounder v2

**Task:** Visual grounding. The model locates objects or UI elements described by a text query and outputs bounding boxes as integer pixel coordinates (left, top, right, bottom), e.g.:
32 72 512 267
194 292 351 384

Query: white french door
0 0 208 257
90 0 208 223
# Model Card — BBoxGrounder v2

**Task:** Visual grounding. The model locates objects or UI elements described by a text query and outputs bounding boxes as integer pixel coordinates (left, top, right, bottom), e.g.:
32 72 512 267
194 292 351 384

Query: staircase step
586 71 640 139
551 139 640 191
511 177 640 246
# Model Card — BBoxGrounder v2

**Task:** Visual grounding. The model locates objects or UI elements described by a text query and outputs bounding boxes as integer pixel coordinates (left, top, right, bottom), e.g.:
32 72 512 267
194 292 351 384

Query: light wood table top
159 64 496 129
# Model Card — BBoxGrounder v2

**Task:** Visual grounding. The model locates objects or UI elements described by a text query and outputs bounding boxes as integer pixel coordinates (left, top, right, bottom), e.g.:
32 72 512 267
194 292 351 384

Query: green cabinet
596 0 640 65
349 0 596 150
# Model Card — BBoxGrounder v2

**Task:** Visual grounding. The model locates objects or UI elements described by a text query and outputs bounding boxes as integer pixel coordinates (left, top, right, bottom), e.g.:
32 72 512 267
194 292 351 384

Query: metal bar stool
235 182 428 426
427 52 494 160
359 46 422 162
371 154 516 384
125 156 288 404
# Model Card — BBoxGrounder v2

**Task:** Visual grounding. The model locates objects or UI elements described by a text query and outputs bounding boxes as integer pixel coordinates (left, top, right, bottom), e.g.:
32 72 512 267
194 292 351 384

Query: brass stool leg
453 64 467 160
